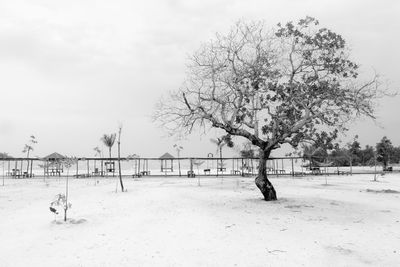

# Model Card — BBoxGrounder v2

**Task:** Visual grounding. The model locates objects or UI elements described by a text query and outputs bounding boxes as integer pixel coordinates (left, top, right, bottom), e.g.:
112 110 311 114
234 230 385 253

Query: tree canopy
155 17 383 153
154 16 387 200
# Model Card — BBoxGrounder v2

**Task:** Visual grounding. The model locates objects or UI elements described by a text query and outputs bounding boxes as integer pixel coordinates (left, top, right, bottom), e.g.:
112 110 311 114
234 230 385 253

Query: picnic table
140 171 150 176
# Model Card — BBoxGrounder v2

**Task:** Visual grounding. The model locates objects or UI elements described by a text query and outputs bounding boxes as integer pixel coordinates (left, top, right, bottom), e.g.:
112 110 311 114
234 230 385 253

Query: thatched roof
43 152 66 160
159 152 175 159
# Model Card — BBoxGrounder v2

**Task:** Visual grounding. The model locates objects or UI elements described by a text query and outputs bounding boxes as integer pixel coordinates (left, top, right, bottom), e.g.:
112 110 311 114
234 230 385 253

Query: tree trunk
117 141 124 192
109 147 114 177
26 150 30 175
65 168 69 222
255 149 277 201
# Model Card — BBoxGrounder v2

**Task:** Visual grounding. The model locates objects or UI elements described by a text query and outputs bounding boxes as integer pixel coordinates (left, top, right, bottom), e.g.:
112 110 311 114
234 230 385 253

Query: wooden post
30 159 33 177
374 154 377 181
291 158 294 177
2 159 4 186
76 160 79 177
87 159 90 176
241 158 244 176
350 156 353 176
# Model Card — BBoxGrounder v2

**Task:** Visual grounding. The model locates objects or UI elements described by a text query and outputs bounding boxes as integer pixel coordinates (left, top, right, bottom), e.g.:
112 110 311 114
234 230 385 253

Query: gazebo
159 152 175 173
43 152 65 176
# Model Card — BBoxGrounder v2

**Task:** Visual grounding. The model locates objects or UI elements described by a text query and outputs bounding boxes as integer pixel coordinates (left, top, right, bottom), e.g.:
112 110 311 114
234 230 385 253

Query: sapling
49 157 76 222
192 159 204 186
50 193 71 222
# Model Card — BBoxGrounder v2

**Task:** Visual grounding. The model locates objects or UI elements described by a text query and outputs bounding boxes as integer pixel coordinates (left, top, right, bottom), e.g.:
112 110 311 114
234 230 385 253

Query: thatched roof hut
159 152 175 159
43 152 66 161
159 152 174 172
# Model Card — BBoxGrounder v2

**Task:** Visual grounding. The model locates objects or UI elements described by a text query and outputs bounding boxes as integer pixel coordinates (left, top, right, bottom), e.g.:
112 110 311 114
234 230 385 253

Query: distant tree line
238 135 400 170
302 136 400 169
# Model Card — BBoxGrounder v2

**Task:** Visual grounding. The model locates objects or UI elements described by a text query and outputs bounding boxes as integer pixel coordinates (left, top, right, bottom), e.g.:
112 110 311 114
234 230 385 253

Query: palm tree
210 137 226 171
101 134 116 177
22 135 37 177
101 134 116 160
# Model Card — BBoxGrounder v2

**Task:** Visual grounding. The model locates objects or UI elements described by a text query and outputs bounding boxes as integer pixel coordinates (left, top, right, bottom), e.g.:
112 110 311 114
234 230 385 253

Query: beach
1 174 399 266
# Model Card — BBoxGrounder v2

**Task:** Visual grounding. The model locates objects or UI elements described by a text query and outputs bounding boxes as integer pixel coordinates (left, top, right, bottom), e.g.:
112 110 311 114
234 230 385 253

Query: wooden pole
350 156 353 176
291 158 294 177
30 159 33 177
2 159 4 186
374 154 377 181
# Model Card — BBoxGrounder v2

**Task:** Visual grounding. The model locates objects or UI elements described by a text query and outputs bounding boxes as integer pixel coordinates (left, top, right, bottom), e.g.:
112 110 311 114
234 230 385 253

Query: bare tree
154 17 386 201
117 125 125 192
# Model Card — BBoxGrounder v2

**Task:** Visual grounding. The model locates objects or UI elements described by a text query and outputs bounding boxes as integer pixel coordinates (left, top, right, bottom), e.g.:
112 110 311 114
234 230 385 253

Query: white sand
1 174 399 266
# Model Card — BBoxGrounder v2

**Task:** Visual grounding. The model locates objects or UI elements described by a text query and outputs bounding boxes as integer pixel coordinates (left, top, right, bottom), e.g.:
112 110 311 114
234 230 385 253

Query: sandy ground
0 174 399 267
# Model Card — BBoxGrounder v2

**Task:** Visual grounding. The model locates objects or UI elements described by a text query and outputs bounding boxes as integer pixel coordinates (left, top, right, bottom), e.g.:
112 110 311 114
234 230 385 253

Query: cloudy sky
0 0 399 158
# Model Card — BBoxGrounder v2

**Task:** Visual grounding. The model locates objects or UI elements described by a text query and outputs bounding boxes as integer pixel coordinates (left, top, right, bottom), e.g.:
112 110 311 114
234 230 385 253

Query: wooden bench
74 174 90 178
204 169 210 175
187 170 195 178
217 167 226 173
310 166 320 175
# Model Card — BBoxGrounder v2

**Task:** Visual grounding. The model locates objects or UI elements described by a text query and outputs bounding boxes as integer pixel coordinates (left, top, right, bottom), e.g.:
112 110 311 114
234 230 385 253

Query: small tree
50 157 76 222
93 146 101 170
239 142 257 159
173 144 183 177
22 135 37 177
359 145 375 166
155 17 385 200
210 135 234 171
101 134 116 160
116 125 125 192
376 136 394 171
192 159 205 175
101 133 116 178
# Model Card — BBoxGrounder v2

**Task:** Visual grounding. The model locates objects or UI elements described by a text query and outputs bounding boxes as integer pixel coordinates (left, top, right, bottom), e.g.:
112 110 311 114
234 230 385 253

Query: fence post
350 156 352 176
374 154 377 181
291 158 294 177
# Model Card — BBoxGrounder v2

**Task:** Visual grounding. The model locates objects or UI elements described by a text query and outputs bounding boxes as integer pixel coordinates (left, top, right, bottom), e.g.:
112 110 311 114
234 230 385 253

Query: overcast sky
0 0 399 158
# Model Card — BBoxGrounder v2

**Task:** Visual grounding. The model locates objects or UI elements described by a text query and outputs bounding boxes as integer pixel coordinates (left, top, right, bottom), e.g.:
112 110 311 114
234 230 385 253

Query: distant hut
43 152 65 176
159 152 175 173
